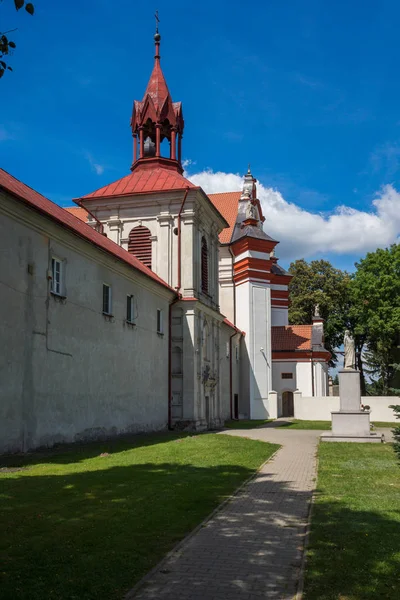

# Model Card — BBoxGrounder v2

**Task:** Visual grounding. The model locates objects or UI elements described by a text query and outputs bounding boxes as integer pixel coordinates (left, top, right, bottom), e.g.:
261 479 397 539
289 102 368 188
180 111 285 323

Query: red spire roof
143 53 170 110
131 34 183 136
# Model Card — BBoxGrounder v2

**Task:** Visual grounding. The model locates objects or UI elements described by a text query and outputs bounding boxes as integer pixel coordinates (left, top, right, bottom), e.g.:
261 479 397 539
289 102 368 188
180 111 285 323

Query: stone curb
124 442 282 599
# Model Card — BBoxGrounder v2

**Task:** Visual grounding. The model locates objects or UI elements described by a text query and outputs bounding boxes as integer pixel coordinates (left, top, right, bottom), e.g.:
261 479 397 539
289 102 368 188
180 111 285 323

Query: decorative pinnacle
247 163 251 174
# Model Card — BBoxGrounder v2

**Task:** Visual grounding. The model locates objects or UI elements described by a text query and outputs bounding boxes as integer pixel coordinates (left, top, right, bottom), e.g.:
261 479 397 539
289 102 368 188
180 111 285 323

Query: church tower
130 26 184 173
75 24 229 431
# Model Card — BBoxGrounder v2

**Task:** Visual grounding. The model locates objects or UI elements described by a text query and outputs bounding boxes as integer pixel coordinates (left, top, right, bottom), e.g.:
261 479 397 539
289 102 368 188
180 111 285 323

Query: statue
343 330 356 370
246 202 257 220
314 303 321 318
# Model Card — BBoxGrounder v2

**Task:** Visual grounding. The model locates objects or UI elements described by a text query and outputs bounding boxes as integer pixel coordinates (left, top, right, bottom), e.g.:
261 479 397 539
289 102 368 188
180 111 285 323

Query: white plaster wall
271 308 289 326
296 362 313 396
294 394 399 422
219 325 241 422
314 361 328 396
0 193 174 453
235 281 273 419
84 189 225 310
218 246 234 323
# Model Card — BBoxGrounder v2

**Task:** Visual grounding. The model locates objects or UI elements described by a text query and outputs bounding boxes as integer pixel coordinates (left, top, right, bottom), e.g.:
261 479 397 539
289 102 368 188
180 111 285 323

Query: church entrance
282 391 294 418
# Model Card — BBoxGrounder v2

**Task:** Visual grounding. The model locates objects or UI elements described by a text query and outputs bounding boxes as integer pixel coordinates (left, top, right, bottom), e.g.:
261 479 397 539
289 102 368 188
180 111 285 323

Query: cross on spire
155 10 160 33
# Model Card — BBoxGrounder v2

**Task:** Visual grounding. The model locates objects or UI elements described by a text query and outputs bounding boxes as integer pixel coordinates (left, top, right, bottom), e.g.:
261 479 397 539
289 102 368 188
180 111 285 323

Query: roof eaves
74 185 201 204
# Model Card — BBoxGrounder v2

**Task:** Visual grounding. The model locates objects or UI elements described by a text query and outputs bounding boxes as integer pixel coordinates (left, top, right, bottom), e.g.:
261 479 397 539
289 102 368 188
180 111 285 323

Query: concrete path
128 427 321 600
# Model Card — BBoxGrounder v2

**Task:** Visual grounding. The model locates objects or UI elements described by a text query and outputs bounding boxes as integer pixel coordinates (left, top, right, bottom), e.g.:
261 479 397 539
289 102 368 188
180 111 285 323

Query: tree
389 364 400 460
288 259 351 366
0 1 34 79
350 244 400 395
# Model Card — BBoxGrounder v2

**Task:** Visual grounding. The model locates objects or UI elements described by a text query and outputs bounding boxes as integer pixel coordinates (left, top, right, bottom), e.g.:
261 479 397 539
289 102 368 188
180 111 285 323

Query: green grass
304 443 400 600
0 432 278 600
372 421 399 428
224 419 274 429
278 419 332 430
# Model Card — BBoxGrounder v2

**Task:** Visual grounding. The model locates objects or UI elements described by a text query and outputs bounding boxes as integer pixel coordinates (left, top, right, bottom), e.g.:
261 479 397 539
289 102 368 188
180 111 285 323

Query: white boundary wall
294 392 399 422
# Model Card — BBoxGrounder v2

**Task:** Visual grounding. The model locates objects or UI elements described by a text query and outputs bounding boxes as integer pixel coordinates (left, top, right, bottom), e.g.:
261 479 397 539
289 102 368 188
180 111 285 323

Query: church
0 30 330 453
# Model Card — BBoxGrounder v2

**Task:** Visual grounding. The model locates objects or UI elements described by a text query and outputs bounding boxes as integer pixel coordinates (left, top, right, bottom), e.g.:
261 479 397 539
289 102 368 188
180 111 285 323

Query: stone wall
0 191 174 453
293 392 399 422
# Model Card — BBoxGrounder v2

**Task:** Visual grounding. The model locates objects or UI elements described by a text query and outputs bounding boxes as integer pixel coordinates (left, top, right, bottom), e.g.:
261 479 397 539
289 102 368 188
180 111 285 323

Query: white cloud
85 151 105 175
186 169 400 261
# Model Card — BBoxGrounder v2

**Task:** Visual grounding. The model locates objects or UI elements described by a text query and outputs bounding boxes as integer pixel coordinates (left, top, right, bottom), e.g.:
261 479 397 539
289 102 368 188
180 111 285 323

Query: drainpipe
229 330 236 419
168 296 180 429
75 199 105 235
228 245 236 325
175 187 190 293
311 349 315 397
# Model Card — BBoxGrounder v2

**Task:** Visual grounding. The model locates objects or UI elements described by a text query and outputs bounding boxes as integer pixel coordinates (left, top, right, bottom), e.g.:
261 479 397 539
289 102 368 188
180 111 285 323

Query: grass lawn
278 420 331 430
224 419 274 429
0 432 278 600
304 443 400 600
372 421 398 428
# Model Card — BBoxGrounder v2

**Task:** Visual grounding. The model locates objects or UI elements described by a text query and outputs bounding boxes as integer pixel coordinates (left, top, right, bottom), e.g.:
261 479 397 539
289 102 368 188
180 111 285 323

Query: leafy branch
0 1 34 79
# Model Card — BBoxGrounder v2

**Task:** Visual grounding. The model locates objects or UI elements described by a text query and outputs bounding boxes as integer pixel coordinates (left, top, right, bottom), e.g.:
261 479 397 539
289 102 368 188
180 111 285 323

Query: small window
157 309 163 334
51 257 63 296
103 284 112 315
235 345 239 362
281 372 293 379
126 294 135 323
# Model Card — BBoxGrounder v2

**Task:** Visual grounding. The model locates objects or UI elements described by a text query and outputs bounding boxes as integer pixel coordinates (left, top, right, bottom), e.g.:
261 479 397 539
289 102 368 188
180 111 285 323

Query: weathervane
155 9 160 33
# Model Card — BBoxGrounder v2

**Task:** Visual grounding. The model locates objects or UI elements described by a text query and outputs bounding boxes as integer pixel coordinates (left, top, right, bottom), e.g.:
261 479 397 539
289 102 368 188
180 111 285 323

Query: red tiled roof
223 317 245 335
65 206 88 221
79 165 195 201
208 191 240 244
272 325 312 351
0 169 175 294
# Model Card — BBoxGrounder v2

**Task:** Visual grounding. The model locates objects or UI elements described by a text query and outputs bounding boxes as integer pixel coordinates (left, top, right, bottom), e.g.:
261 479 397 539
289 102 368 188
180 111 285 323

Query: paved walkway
128 427 321 600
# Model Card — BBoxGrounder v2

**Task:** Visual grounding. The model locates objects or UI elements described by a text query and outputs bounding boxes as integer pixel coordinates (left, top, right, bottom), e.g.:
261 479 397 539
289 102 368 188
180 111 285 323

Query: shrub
389 404 400 459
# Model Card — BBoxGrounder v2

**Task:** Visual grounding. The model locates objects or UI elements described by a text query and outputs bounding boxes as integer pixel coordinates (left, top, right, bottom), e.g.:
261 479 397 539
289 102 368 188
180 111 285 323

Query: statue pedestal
321 369 383 443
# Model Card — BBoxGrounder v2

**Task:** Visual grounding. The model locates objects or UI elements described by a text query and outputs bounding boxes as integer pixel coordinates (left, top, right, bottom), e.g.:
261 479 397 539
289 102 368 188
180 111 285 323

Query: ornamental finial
154 10 161 39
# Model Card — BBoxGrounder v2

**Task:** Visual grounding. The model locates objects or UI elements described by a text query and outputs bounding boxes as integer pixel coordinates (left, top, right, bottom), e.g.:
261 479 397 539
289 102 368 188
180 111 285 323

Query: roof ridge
208 190 241 196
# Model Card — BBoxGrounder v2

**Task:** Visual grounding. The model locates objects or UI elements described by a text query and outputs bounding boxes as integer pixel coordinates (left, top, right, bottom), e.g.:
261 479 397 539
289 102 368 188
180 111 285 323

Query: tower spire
130 18 184 173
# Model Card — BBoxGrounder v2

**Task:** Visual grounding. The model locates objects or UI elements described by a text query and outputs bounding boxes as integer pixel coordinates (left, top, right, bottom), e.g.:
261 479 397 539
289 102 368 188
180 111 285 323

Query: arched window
128 226 152 269
201 236 208 294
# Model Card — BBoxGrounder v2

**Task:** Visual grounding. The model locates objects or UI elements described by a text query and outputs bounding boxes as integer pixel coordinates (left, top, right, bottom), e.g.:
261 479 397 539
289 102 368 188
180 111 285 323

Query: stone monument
321 331 383 443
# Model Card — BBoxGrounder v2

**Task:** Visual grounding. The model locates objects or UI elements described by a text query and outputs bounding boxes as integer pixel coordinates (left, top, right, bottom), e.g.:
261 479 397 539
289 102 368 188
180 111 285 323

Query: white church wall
0 192 174 454
314 361 329 396
219 325 241 422
296 362 314 397
271 307 289 326
236 281 273 419
218 246 234 323
294 393 399 422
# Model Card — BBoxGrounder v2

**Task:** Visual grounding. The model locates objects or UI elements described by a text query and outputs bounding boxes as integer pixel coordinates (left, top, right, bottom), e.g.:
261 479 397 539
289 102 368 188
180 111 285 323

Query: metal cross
155 10 160 33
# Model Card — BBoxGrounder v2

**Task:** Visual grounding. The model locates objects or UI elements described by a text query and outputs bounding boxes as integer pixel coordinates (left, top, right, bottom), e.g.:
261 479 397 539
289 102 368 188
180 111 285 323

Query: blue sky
2 0 400 270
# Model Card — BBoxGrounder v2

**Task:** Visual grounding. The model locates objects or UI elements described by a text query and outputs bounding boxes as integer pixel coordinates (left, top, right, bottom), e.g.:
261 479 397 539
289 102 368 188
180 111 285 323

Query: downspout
175 187 190 293
311 349 315 396
228 245 236 325
229 330 236 419
168 296 180 429
75 199 105 235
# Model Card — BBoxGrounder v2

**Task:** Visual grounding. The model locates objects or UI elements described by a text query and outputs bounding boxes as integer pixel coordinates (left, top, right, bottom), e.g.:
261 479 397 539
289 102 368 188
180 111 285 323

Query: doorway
282 391 294 417
234 394 239 420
